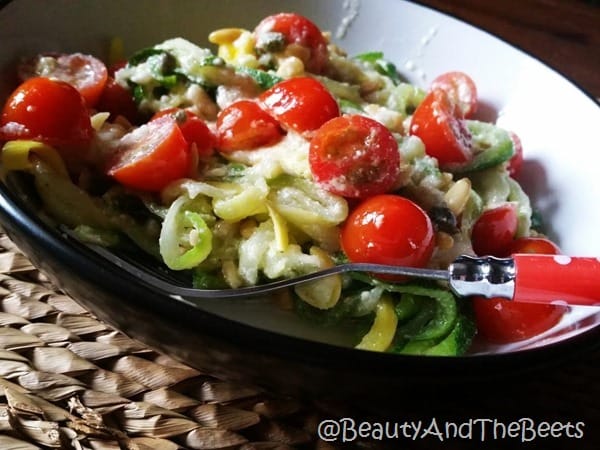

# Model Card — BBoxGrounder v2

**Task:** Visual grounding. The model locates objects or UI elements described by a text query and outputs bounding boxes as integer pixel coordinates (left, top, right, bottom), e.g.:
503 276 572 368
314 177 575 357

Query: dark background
417 0 600 99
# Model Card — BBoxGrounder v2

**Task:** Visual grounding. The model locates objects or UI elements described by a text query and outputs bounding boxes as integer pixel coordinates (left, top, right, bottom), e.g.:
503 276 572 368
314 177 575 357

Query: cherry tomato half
106 115 190 192
509 236 561 255
153 108 215 157
107 61 127 77
254 12 329 73
472 236 566 344
506 131 524 178
96 77 140 124
19 53 108 108
341 195 435 274
309 115 400 198
0 77 93 154
471 204 518 257
216 100 284 152
473 298 567 344
430 71 478 118
259 77 339 136
409 88 472 169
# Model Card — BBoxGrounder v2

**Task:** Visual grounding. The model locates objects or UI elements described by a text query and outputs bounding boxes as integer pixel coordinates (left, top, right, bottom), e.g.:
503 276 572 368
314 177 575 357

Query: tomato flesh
472 236 566 344
472 299 566 344
259 77 339 136
254 13 329 73
409 88 472 169
430 71 478 118
107 116 190 191
510 236 561 255
96 77 140 124
153 108 215 157
506 131 524 178
309 115 400 198
216 100 284 152
0 77 93 154
471 204 518 257
341 195 435 274
19 53 108 108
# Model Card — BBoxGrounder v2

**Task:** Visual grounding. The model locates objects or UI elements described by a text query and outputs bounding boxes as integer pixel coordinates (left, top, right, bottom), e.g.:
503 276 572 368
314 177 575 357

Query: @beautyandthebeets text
317 417 585 443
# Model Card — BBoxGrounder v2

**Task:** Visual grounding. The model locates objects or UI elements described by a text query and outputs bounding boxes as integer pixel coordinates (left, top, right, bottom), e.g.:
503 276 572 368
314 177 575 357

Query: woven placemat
0 232 357 450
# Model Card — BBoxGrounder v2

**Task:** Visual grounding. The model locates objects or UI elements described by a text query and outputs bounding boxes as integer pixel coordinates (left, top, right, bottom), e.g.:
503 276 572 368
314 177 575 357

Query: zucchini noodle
1 140 68 178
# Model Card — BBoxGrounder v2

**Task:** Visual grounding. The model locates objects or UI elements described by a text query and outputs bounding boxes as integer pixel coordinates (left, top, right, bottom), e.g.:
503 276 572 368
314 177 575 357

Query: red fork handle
513 254 600 307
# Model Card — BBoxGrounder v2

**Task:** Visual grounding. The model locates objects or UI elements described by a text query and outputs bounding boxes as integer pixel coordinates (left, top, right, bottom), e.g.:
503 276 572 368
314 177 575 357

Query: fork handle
449 254 600 306
513 254 600 307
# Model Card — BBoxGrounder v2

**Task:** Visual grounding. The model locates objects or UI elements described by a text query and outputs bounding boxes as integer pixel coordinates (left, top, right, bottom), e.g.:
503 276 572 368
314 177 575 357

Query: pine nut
444 177 471 216
90 112 110 131
436 231 455 250
208 28 245 45
276 56 305 78
222 260 243 288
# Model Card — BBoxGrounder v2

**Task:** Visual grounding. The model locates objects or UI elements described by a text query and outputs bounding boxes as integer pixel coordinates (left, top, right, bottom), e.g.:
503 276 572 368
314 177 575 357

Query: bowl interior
1 0 599 355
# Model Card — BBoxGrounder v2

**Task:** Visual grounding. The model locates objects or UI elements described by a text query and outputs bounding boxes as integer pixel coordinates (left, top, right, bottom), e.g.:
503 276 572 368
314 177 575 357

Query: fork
87 242 600 307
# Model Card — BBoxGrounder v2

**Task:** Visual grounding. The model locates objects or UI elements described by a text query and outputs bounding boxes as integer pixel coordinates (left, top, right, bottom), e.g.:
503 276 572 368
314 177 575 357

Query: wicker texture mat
0 233 351 450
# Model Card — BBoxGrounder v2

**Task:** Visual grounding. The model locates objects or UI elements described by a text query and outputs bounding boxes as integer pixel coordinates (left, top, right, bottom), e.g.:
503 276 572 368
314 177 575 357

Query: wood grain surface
416 0 600 98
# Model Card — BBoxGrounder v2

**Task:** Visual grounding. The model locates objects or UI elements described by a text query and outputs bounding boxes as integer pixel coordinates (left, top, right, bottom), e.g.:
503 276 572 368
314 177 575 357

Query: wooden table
417 0 600 99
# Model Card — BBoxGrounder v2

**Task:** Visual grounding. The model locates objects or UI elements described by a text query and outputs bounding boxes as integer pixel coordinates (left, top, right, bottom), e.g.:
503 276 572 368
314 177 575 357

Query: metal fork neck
448 255 515 299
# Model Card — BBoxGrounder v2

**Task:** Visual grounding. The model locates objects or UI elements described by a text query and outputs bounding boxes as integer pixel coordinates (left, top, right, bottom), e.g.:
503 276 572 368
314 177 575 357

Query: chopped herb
354 51 384 63
530 209 544 231
255 31 286 53
354 51 403 85
338 98 364 114
128 47 168 66
131 83 145 104
236 67 282 90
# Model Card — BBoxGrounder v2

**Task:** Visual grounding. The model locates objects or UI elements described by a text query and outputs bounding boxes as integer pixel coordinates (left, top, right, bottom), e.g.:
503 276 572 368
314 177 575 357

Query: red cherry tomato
341 195 435 275
471 204 518 257
259 77 339 136
472 238 566 344
510 236 561 255
309 115 400 198
409 88 472 169
254 13 329 73
506 131 524 178
216 100 284 152
430 71 478 118
106 116 190 192
152 108 215 157
96 77 140 124
472 298 567 344
18 53 108 108
107 61 127 77
0 77 93 153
